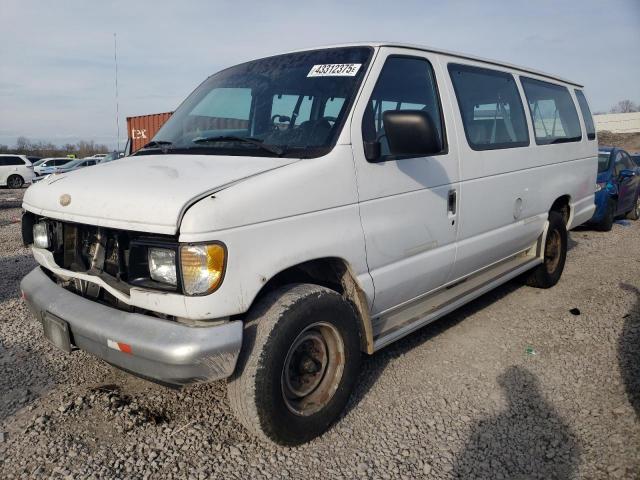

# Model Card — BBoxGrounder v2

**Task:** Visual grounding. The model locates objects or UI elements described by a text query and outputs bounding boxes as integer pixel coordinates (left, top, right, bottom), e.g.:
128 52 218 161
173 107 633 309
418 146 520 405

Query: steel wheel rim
8 177 21 188
281 322 345 417
545 229 561 274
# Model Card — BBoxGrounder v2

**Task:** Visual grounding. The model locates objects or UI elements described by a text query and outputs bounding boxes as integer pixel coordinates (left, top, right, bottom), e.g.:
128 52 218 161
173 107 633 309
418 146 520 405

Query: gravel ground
1 186 639 479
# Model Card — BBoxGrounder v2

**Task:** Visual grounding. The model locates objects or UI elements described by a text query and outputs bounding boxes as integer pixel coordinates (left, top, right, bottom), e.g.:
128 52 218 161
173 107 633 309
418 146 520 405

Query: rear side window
0 156 25 166
574 90 596 140
520 77 581 144
362 56 445 158
448 64 529 150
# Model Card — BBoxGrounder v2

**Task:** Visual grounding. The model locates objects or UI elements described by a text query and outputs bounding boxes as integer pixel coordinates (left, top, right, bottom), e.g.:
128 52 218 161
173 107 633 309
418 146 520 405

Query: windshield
598 153 611 173
63 160 83 169
145 47 372 158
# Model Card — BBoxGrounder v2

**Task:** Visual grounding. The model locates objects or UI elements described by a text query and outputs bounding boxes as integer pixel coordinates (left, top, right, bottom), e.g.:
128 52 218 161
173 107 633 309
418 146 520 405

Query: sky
1 0 639 150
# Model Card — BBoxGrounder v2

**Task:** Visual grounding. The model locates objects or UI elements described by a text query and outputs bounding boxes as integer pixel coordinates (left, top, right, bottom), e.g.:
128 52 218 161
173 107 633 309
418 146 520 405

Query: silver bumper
20 267 243 386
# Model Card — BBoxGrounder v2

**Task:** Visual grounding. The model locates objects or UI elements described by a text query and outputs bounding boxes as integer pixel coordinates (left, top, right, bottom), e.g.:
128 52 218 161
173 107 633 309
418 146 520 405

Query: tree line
594 99 640 115
0 136 110 159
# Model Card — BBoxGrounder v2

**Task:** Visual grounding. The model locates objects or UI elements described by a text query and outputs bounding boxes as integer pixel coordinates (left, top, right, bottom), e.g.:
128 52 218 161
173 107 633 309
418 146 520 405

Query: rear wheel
227 283 361 445
525 211 567 289
7 175 24 189
626 195 640 221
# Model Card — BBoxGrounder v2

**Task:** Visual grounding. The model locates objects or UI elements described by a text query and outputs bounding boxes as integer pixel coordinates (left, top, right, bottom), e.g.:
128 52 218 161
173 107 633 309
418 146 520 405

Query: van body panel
349 47 461 319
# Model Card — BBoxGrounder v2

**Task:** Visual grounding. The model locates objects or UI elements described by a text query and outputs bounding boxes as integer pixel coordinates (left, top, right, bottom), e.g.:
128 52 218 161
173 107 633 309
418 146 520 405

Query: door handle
448 189 457 215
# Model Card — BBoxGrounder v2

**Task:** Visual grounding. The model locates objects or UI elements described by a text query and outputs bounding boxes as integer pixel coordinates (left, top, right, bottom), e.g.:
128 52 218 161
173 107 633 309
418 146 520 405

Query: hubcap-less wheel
282 322 345 416
8 175 23 189
544 229 562 274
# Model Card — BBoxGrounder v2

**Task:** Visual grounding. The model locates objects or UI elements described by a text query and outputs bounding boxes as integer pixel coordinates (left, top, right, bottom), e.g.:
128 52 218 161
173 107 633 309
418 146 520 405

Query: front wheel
227 284 361 445
525 211 567 289
598 198 616 231
7 175 24 189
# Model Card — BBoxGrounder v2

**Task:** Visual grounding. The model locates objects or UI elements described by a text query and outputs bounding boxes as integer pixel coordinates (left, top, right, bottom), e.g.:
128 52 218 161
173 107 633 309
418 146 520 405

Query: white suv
0 154 35 188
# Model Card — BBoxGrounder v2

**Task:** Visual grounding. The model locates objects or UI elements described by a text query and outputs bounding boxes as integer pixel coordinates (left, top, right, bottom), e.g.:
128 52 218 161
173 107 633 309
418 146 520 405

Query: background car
33 157 74 176
590 146 640 230
54 157 99 174
0 154 35 188
631 152 640 167
99 151 126 163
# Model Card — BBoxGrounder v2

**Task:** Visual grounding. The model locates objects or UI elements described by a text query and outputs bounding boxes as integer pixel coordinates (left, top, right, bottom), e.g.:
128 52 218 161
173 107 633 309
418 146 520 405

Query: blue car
590 146 640 230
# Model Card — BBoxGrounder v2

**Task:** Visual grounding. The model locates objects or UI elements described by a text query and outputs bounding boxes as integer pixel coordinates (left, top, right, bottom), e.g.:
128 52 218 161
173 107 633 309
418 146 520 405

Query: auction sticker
308 64 362 77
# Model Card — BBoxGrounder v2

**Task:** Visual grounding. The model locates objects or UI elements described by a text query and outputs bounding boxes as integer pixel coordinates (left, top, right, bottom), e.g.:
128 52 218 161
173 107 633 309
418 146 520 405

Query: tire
227 283 362 445
7 175 24 189
626 194 640 221
598 198 615 231
525 211 567 289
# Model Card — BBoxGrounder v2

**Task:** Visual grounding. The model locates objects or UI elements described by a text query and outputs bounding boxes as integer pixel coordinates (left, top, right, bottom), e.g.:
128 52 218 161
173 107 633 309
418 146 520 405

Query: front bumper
589 190 610 224
20 267 243 386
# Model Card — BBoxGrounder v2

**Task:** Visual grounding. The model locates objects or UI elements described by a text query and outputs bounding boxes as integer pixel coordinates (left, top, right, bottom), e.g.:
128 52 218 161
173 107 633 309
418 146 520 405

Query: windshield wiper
192 136 284 155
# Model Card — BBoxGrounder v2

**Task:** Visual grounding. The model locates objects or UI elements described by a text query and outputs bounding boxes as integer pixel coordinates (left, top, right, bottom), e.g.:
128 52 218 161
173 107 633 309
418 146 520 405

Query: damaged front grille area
27 214 180 314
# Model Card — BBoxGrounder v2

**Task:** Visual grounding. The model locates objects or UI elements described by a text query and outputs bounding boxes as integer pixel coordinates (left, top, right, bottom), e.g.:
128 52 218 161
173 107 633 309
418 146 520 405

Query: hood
23 154 295 235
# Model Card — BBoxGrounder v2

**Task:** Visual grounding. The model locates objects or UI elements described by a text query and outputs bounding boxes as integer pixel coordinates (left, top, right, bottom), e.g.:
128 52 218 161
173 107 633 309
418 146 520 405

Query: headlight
180 243 226 295
148 247 177 286
33 222 49 249
595 183 604 192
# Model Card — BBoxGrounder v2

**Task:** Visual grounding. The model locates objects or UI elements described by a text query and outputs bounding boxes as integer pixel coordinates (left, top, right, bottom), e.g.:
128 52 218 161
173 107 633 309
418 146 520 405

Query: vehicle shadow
345 278 524 416
0 338 54 424
0 254 36 303
451 366 580 479
618 283 640 417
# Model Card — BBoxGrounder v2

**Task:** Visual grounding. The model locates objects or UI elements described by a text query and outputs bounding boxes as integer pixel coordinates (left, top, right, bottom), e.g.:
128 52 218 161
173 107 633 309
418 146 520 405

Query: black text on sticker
307 64 362 77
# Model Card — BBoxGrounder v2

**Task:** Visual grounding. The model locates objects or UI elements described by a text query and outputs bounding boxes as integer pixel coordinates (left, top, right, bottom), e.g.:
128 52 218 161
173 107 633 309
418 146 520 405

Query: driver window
614 153 625 176
362 56 444 158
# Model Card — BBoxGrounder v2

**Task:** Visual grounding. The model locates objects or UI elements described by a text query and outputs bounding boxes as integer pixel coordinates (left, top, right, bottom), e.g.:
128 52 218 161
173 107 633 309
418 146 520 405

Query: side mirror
383 110 442 157
619 169 637 179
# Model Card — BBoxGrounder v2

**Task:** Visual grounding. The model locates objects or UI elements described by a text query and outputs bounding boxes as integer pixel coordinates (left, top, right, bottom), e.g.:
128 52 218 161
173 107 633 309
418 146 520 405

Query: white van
0 154 35 188
20 43 597 445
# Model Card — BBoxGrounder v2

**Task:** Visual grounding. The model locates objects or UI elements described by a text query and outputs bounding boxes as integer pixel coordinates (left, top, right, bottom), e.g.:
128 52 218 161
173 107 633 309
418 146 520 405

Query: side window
521 77 582 144
271 94 313 127
0 158 7 166
4 156 25 166
574 90 596 140
614 153 625 176
187 87 252 134
363 56 445 157
323 97 345 118
448 64 528 150
622 152 635 170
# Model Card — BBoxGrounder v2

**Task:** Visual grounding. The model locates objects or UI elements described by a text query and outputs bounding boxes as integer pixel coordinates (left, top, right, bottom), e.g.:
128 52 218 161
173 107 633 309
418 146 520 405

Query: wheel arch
550 195 571 225
247 257 374 354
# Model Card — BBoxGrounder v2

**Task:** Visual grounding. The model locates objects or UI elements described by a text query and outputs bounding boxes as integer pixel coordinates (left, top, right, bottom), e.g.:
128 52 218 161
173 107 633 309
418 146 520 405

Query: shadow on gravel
0 339 53 423
346 279 524 416
618 283 640 417
567 234 579 252
452 366 579 479
0 254 35 303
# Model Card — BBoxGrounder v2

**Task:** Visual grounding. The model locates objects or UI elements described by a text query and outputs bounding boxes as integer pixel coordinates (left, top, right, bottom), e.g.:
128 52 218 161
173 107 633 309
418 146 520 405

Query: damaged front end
20 212 243 386
22 211 180 317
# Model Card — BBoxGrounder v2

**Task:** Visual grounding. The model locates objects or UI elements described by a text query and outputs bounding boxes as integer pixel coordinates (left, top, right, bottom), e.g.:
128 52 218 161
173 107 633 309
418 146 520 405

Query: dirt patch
598 131 640 152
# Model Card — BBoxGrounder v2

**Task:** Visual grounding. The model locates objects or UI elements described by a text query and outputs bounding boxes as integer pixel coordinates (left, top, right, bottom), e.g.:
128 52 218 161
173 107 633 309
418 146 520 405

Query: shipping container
126 112 173 152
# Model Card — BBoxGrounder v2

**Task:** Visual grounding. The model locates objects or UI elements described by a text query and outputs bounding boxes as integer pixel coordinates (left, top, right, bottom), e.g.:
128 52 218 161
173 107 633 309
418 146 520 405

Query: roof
285 42 583 88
